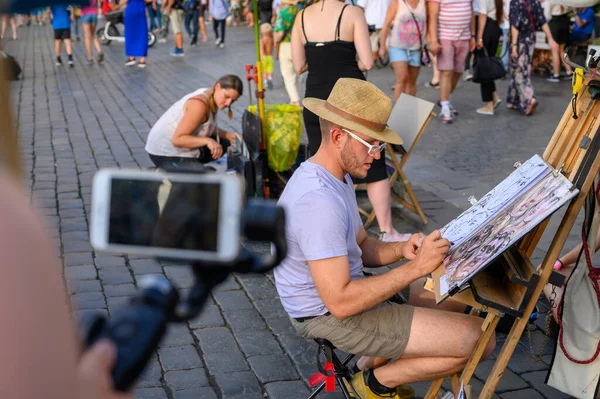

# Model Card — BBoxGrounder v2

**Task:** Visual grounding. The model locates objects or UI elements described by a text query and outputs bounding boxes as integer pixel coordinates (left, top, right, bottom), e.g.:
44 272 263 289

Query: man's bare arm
311 230 450 319
309 256 422 319
356 227 406 267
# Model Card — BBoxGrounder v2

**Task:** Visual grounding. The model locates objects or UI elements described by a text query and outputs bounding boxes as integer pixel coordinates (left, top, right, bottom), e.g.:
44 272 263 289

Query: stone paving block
507 342 550 374
71 292 106 310
253 298 288 320
235 330 284 357
95 255 127 268
159 324 194 347
59 199 84 209
520 371 572 399
63 252 94 267
134 387 169 399
173 387 218 399
265 380 311 399
500 388 545 399
63 240 93 253
61 219 88 233
164 368 210 391
98 268 134 285
473 359 529 393
163 266 195 289
67 279 102 294
204 349 250 374
237 275 279 301
442 377 501 399
136 356 163 388
106 296 131 314
65 265 98 280
158 345 204 371
130 259 163 275
61 231 89 242
214 290 254 310
214 371 262 397
278 333 318 365
213 275 241 291
223 308 268 331
267 316 297 337
188 303 225 329
248 354 299 383
194 327 238 354
103 283 137 297
59 209 86 220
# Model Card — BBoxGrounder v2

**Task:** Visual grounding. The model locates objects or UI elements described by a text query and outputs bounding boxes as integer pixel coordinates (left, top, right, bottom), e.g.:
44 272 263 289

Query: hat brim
303 98 403 145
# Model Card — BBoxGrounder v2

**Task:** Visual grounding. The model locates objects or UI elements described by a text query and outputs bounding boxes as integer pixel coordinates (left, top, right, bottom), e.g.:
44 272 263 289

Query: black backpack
0 52 21 81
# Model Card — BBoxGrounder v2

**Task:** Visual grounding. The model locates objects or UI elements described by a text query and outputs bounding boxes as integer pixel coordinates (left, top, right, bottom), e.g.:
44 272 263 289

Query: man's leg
373 307 495 386
439 70 453 102
451 71 461 93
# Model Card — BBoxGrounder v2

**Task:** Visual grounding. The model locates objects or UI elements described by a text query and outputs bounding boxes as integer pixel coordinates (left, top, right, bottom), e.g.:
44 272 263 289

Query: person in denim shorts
80 0 104 64
379 0 426 100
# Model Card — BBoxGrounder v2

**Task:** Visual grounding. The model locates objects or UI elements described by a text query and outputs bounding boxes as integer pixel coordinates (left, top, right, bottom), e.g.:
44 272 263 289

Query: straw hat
281 0 298 5
303 78 402 145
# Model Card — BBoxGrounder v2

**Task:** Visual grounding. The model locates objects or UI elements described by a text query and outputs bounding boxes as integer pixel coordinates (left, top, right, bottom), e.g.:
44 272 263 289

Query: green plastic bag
248 104 303 172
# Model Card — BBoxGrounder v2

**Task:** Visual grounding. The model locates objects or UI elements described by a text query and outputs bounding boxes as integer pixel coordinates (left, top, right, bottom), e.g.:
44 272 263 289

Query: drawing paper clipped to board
437 154 578 299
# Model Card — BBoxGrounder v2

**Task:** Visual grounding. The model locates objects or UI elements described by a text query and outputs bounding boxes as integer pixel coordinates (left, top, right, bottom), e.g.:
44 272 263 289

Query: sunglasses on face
341 129 386 156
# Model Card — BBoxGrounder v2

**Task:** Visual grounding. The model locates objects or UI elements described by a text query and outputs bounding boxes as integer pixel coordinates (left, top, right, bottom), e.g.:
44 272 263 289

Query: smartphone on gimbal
90 169 244 264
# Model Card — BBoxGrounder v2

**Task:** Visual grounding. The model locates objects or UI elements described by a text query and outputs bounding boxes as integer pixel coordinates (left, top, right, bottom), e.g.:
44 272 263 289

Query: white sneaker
125 59 136 66
215 38 222 46
219 42 224 48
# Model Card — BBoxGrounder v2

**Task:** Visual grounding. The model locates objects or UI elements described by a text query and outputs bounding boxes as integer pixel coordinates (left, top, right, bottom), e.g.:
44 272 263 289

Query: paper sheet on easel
457 381 465 399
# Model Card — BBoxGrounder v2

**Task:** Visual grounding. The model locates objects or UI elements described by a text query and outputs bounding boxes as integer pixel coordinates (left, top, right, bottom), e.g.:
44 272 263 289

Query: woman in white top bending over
145 75 243 169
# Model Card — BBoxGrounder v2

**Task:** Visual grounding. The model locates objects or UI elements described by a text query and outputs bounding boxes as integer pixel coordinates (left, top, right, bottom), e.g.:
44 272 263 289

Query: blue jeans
501 27 510 72
147 4 161 30
185 8 199 38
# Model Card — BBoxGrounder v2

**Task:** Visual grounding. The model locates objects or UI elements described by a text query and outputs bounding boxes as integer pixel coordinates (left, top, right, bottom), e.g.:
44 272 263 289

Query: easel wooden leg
397 168 428 225
460 313 500 386
424 378 444 399
450 374 461 396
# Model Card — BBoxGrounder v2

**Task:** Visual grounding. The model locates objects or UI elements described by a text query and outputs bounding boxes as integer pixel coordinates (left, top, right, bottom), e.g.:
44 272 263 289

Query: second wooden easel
424 75 600 399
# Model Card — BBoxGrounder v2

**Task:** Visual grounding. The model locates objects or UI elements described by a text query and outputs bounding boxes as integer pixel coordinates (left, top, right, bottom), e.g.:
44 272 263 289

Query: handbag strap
401 0 425 51
520 0 536 33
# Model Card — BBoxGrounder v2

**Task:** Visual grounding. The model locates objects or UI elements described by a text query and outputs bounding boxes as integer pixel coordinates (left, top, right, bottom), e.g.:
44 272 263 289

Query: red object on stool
308 362 335 392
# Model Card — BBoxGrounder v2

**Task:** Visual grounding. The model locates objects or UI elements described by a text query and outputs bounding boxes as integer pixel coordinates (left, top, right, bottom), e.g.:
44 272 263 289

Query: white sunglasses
341 129 386 156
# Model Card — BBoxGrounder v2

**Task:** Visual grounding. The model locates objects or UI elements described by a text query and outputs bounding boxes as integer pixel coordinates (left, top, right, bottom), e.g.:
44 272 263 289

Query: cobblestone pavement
6 20 594 399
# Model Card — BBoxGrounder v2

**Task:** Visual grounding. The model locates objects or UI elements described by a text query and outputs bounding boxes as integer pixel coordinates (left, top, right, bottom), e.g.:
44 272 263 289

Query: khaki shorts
370 30 381 52
170 9 186 34
290 302 414 359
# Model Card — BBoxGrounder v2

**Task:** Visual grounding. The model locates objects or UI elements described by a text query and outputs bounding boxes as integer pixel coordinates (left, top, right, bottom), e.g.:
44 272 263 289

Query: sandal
525 98 538 116
506 104 519 111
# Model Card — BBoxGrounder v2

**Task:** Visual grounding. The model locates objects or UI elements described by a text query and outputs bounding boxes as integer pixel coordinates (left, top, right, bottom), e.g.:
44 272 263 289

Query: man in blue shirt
571 7 596 43
47 5 74 66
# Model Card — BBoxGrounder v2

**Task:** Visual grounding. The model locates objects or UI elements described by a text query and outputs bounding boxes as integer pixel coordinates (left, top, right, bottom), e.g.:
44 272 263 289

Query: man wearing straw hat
274 78 495 398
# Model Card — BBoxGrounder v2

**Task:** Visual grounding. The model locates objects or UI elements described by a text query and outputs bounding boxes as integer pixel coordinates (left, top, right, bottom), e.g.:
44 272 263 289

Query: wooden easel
424 76 600 399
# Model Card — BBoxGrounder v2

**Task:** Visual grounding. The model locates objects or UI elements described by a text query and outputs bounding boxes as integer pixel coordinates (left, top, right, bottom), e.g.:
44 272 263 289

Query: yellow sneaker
395 384 415 399
349 371 415 399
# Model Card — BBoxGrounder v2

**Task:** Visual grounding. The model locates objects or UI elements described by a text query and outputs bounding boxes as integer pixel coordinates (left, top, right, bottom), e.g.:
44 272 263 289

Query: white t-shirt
274 161 365 318
145 88 217 158
357 0 393 29
500 0 509 29
478 0 495 19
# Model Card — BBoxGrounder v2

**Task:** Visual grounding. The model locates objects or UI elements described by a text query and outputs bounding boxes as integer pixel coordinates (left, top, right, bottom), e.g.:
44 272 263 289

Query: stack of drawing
437 154 579 300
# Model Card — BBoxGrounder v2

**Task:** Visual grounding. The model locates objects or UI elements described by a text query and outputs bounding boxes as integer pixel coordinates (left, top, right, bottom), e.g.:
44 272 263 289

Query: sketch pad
433 154 579 303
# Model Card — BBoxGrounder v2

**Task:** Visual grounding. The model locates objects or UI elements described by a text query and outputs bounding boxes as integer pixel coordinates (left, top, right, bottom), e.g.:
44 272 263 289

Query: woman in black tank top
293 1 409 241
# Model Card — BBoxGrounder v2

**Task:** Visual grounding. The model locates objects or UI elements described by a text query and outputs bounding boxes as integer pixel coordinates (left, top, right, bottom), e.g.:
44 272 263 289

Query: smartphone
90 169 244 263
